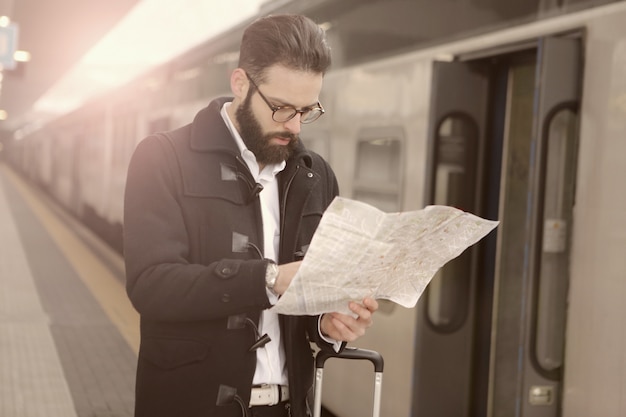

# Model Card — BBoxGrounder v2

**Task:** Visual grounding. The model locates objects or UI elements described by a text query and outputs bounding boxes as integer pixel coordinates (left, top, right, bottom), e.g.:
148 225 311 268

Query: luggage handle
313 347 384 417
315 347 384 372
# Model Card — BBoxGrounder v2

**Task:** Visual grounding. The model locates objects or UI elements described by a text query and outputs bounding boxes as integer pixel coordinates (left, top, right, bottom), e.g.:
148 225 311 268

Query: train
3 0 626 416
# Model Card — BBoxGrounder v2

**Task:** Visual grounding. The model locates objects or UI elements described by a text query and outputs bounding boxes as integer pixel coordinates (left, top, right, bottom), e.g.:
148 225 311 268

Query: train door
412 34 582 417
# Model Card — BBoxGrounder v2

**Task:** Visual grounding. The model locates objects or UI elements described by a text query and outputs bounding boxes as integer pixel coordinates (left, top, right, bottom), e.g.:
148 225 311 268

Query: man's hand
320 297 379 342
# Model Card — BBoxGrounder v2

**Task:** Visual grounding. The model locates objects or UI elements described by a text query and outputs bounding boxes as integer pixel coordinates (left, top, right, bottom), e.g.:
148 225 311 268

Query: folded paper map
272 197 499 315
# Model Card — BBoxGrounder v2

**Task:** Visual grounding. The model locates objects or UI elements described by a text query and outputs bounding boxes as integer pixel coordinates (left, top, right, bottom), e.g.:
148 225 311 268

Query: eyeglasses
246 74 325 124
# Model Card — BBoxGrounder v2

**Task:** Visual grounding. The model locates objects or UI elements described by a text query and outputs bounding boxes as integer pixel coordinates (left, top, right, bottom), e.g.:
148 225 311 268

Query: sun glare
32 0 266 118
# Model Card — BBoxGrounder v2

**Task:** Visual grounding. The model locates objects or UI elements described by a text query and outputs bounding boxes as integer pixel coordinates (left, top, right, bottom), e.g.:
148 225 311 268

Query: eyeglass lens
273 107 323 124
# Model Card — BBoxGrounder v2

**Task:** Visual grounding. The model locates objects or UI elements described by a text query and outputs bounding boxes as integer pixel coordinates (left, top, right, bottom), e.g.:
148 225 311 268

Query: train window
426 114 478 331
535 106 579 372
352 128 404 213
431 115 478 209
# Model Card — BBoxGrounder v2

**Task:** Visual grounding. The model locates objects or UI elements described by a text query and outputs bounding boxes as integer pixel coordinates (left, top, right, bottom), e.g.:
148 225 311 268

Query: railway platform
0 162 138 417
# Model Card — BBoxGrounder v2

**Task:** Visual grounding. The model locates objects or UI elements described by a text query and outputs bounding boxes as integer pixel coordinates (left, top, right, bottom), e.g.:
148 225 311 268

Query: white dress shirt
221 103 288 385
220 103 340 387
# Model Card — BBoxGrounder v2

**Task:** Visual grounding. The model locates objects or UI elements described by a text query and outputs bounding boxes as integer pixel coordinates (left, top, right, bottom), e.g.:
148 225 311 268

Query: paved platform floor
0 163 138 417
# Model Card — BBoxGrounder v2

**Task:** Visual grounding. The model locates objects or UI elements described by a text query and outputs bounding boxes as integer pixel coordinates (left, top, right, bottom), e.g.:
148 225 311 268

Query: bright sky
32 0 267 118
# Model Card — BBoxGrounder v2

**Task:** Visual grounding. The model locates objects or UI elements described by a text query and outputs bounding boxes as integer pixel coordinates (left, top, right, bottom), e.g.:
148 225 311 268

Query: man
123 14 378 417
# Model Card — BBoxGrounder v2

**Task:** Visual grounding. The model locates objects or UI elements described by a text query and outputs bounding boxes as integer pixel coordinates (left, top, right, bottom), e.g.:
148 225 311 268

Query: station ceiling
0 0 543 139
0 0 141 135
0 0 395 137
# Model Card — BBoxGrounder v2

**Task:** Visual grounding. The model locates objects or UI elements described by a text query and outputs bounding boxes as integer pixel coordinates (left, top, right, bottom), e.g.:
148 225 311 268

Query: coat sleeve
123 135 271 321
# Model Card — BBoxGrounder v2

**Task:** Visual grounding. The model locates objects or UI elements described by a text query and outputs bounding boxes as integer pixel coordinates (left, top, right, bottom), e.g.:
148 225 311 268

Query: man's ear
230 68 249 99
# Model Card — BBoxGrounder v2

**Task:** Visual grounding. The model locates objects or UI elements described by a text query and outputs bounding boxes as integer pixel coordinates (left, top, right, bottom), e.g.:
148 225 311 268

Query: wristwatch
265 260 279 294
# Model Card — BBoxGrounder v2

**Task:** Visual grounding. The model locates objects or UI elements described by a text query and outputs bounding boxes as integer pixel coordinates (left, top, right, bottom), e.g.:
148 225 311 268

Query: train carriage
3 1 626 416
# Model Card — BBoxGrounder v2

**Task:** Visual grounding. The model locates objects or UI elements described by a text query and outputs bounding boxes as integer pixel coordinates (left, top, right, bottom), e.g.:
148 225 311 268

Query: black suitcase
313 347 384 417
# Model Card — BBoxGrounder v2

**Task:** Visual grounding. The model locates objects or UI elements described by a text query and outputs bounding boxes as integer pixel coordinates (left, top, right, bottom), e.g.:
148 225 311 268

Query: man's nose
283 114 302 134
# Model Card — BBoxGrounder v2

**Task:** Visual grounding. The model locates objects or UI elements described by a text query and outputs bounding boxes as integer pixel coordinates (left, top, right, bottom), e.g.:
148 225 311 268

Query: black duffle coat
123 97 341 417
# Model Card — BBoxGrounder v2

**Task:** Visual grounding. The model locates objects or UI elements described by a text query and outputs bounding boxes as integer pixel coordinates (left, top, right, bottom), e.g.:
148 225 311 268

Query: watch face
266 262 279 289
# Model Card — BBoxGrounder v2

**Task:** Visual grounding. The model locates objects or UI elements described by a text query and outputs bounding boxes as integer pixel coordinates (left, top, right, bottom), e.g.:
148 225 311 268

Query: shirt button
221 294 231 303
307 172 313 178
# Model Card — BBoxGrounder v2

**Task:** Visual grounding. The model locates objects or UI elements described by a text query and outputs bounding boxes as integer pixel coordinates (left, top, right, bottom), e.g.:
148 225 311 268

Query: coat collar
189 97 237 153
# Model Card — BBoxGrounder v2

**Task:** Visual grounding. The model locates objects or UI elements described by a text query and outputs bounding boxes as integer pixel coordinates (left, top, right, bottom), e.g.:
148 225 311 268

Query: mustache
265 132 299 142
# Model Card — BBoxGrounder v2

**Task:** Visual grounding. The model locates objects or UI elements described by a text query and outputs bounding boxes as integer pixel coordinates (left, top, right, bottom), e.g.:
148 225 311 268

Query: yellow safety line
2 165 139 354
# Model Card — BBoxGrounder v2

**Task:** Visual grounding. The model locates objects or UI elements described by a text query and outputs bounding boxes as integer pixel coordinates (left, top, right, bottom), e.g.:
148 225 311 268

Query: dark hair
239 14 331 82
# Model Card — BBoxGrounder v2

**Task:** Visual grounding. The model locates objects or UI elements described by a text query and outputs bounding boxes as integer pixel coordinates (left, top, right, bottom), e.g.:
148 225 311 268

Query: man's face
235 65 324 166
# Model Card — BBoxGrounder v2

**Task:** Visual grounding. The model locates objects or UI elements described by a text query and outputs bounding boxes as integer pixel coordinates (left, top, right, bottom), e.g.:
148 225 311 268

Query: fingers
325 313 363 342
321 297 379 342
363 297 379 312
351 297 379 317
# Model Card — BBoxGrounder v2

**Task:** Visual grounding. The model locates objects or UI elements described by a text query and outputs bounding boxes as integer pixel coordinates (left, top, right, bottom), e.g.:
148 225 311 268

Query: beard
235 93 299 166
